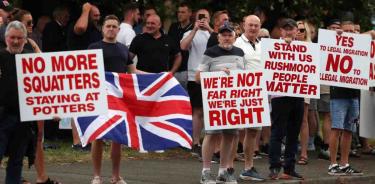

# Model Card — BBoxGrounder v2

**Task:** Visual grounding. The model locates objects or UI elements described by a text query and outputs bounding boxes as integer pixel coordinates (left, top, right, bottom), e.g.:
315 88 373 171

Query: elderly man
196 22 245 184
233 15 264 181
129 14 181 73
0 20 35 184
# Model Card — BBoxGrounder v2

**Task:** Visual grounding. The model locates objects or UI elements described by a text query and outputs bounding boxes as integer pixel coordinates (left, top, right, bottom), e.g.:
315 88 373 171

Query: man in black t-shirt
87 15 143 184
0 20 35 184
129 14 181 73
67 2 102 51
168 2 193 89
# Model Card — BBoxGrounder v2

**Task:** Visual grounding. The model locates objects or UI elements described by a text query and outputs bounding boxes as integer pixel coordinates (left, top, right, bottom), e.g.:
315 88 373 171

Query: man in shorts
196 22 245 184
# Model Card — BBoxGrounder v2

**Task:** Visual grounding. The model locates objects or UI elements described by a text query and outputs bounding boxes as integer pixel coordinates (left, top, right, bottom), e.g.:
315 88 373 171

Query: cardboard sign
200 70 271 131
318 29 371 90
16 49 108 121
369 41 375 86
261 38 320 98
360 90 375 138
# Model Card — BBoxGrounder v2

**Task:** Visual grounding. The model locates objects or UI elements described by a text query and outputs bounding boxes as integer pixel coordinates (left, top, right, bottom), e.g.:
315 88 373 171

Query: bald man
129 14 181 73
233 15 265 181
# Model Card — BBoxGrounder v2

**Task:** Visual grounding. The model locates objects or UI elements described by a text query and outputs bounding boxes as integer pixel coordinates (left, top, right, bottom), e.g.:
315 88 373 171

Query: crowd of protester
0 1 375 184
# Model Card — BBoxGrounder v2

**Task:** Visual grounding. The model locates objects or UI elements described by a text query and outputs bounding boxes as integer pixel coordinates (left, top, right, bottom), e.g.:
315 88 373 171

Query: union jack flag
75 72 193 151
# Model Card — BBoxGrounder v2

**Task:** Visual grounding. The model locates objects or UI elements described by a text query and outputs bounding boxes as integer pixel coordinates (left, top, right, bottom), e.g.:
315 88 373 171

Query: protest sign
319 29 371 90
261 38 320 98
369 41 375 86
16 49 107 121
200 70 270 131
360 90 375 138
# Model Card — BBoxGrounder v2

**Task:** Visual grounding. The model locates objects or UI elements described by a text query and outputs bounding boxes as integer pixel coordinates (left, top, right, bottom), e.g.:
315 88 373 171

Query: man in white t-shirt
233 15 264 181
116 3 140 47
180 8 213 158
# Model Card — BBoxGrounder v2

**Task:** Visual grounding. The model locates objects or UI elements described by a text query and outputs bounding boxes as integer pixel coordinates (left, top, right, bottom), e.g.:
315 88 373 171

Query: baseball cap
218 21 234 33
281 18 297 28
0 1 12 12
327 19 341 27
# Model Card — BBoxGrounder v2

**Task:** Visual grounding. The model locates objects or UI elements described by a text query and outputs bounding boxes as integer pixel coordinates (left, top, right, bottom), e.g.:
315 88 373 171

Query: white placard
200 70 270 131
16 49 108 121
318 29 371 90
360 90 375 138
369 41 375 86
261 38 320 98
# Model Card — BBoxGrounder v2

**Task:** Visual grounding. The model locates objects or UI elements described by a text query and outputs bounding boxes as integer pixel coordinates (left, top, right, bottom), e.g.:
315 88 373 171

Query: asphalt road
1 152 375 184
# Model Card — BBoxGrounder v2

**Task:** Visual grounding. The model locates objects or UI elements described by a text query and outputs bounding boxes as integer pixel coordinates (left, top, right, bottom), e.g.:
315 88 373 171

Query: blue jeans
0 115 32 184
330 98 359 132
269 97 304 173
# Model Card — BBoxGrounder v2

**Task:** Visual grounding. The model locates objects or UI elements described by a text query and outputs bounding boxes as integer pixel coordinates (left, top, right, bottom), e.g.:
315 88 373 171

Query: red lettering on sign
326 54 353 74
336 35 354 47
22 57 45 74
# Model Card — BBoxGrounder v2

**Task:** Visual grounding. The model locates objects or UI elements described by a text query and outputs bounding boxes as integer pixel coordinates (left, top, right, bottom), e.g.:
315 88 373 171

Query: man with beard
196 22 245 184
0 20 35 184
117 3 140 47
67 2 102 50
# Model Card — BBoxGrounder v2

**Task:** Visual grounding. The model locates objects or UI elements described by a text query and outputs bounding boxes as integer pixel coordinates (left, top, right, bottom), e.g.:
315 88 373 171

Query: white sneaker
110 177 127 184
91 176 102 184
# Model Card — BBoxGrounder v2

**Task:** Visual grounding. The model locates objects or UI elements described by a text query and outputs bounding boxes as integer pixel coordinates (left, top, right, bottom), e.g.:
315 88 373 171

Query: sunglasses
26 20 33 26
298 29 305 33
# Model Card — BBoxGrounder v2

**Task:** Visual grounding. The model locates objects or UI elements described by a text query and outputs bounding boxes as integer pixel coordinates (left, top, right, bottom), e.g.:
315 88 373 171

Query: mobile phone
198 14 205 20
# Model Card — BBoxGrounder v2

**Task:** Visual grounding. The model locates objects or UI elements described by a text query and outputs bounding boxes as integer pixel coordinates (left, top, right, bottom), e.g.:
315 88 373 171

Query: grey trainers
239 167 265 181
216 168 237 184
200 170 216 184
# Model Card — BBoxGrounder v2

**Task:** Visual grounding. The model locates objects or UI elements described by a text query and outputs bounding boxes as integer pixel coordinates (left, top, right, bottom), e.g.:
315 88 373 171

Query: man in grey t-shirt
196 22 245 184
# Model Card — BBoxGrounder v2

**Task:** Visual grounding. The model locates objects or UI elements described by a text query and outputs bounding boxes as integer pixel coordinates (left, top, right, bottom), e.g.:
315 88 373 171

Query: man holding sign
325 21 364 176
0 21 35 184
267 18 305 180
196 22 245 184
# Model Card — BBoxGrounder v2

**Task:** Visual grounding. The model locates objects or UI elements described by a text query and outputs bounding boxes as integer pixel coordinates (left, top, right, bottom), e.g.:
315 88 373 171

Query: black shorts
187 81 203 107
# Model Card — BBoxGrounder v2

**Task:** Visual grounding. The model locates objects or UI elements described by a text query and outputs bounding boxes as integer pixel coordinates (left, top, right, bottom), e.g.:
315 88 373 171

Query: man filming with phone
180 9 213 160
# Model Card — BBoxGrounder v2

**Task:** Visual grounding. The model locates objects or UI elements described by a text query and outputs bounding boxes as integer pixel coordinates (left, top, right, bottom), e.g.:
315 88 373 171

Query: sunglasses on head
298 28 305 33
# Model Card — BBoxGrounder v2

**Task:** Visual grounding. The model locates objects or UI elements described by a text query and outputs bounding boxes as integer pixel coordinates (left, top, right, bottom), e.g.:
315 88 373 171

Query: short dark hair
103 14 120 25
123 3 138 15
12 9 31 22
144 4 157 14
178 2 191 10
